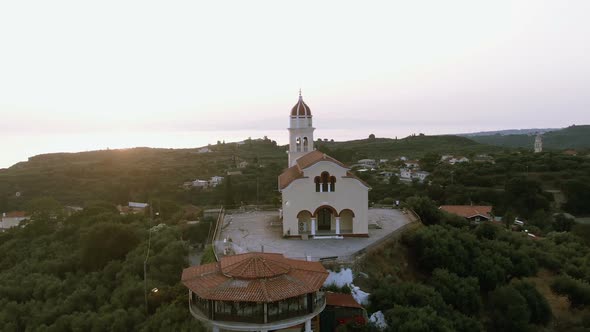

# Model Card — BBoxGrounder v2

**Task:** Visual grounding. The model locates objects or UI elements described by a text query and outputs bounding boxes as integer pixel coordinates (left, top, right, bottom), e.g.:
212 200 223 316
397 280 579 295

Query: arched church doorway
317 208 332 231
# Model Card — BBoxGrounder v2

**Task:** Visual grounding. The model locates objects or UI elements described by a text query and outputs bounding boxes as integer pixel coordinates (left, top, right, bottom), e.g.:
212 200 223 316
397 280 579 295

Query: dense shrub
551 275 590 308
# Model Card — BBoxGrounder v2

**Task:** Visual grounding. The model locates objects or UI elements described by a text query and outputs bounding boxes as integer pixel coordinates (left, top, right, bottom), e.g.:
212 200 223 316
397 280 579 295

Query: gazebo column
310 217 316 236
263 303 268 323
335 217 341 235
305 319 312 332
212 326 219 332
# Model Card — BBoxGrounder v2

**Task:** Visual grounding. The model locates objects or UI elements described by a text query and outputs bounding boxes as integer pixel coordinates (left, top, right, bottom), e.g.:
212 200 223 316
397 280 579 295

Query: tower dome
290 92 311 116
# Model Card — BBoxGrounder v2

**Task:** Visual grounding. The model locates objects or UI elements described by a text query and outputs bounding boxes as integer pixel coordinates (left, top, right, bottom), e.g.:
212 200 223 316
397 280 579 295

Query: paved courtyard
216 208 414 261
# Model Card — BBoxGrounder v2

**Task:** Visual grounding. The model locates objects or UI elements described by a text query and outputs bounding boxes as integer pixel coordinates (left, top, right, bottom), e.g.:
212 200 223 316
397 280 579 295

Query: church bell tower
288 91 315 167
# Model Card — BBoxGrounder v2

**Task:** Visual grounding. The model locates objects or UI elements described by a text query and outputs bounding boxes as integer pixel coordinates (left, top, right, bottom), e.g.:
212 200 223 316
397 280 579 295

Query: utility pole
256 175 259 206
144 201 153 315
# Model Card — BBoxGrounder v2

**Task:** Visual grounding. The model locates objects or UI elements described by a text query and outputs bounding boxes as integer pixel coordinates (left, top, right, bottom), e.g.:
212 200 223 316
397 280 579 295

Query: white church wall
282 161 369 236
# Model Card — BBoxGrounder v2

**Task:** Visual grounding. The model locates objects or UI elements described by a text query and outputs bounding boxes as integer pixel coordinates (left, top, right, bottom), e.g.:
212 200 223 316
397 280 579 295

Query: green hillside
469 125 590 150
0 134 498 212
316 134 501 162
0 139 287 212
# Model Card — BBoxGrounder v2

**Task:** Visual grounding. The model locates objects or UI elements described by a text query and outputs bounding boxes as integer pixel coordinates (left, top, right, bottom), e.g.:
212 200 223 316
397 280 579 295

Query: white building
209 176 224 187
192 180 209 188
534 134 543 153
279 93 370 237
404 160 420 169
442 156 470 165
0 211 27 230
399 168 413 180
413 171 430 182
357 159 376 168
197 147 212 153
399 168 429 182
118 202 149 215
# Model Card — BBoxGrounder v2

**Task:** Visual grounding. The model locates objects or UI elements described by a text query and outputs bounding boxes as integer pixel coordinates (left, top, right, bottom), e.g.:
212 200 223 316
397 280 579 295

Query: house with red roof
0 211 28 230
439 205 493 222
320 292 367 330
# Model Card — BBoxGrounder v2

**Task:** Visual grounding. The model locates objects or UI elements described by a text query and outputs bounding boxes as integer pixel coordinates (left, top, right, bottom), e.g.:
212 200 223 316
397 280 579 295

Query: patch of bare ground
522 269 590 330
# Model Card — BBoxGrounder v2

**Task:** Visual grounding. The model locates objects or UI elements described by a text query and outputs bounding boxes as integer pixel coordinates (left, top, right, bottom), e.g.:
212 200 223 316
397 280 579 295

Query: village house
357 159 376 168
439 205 493 222
379 171 395 183
117 202 149 215
403 160 420 169
209 176 224 187
0 211 28 230
197 147 212 153
322 292 367 330
442 155 470 165
192 179 210 189
473 154 495 163
399 168 429 182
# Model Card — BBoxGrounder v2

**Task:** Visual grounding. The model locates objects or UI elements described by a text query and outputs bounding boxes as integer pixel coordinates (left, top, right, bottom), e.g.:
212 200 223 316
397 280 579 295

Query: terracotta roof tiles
295 150 346 169
182 253 328 303
326 292 363 309
2 211 27 218
439 205 492 219
278 151 369 190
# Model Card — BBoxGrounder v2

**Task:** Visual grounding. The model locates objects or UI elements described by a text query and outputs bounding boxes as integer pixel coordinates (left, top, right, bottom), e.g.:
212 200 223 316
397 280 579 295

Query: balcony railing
189 293 326 327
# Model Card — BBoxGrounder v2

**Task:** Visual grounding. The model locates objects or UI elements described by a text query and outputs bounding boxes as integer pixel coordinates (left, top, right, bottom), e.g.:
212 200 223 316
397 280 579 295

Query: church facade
278 93 370 238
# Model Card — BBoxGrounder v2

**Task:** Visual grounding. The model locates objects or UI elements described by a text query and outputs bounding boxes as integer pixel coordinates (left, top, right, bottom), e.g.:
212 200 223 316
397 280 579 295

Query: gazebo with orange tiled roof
182 252 329 332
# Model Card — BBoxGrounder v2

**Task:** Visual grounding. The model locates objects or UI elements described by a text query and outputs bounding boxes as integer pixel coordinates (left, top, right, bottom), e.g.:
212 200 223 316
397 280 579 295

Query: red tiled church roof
439 205 492 219
181 253 328 303
278 150 369 190
296 150 346 169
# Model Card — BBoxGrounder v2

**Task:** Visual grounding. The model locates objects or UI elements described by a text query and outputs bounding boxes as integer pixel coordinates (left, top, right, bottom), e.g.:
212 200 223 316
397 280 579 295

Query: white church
278 92 370 238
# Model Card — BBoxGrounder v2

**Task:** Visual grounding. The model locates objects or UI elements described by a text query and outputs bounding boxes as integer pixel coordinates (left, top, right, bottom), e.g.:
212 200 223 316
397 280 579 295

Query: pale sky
1 1 589 167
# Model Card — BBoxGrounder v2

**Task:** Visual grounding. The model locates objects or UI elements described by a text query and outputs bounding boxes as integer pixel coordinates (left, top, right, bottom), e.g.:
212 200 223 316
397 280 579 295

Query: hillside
0 134 498 211
0 139 287 212
316 134 501 162
459 128 559 137
468 125 590 150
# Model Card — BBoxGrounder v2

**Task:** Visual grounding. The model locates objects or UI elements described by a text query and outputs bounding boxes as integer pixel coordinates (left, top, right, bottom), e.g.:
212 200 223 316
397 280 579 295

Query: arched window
315 172 336 192
296 137 301 152
303 137 308 152
314 176 321 192
321 172 329 192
